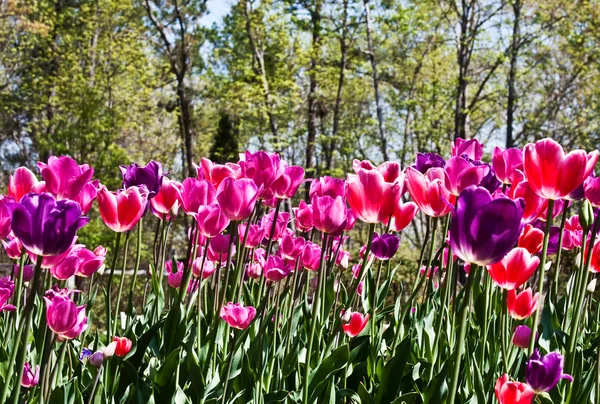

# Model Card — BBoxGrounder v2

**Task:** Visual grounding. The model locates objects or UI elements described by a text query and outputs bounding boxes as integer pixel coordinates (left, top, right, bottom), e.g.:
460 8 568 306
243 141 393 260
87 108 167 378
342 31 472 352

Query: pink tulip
309 176 345 199
72 180 98 214
8 167 38 202
260 211 290 241
524 138 599 200
150 177 182 219
301 241 321 271
0 276 16 312
197 157 240 188
50 255 81 280
585 177 600 208
270 165 305 199
444 156 489 196
238 223 265 248
217 178 260 221
253 248 266 266
3 233 22 259
562 216 583 250
0 195 15 239
347 167 400 223
294 200 314 232
357 280 364 296
280 232 306 260
37 156 94 201
21 363 39 388
239 151 284 196
405 167 454 217
487 247 539 290
13 264 34 282
220 302 257 329
509 173 546 223
166 260 184 288
341 311 369 337
518 225 544 254
264 254 292 281
492 147 523 184
387 200 418 232
72 246 106 277
178 178 216 215
27 241 82 269
210 234 233 255
451 137 483 161
345 209 357 231
208 241 236 264
336 250 350 269
245 262 262 279
312 195 348 235
192 255 215 279
507 288 539 320
43 288 88 340
97 185 147 232
195 204 230 238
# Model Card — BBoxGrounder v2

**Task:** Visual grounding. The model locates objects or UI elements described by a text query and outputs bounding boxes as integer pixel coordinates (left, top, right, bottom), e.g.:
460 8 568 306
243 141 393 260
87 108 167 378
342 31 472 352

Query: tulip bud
580 199 594 230
103 341 117 358
89 351 104 367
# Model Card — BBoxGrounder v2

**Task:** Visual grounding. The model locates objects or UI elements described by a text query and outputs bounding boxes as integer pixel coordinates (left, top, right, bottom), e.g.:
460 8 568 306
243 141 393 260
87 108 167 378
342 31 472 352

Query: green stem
127 218 144 327
197 238 210 358
106 231 122 343
178 222 199 303
447 263 477 404
500 290 509 373
528 198 555 355
551 202 569 299
12 253 26 328
266 281 282 392
221 329 238 404
112 231 131 337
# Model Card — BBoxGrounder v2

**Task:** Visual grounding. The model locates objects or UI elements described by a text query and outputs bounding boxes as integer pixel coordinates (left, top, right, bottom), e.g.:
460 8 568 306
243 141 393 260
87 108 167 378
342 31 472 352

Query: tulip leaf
154 347 181 388
337 388 361 403
358 382 375 404
377 265 398 309
390 392 420 404
540 303 554 353
264 390 289 403
375 336 411 403
422 354 450 403
308 344 349 403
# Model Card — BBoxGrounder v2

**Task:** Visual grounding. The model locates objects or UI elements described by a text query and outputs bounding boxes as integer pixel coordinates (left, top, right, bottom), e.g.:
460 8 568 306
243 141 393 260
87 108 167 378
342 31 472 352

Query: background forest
0 0 599 256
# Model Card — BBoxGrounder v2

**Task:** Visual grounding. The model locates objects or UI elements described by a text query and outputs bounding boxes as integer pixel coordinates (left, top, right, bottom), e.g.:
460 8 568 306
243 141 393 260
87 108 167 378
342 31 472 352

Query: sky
201 1 232 27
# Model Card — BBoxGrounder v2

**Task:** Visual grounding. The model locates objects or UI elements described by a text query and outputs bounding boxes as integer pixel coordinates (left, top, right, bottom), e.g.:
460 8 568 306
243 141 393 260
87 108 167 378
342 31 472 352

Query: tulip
270 165 305 199
538 198 566 222
210 234 232 255
97 185 147 233
220 302 257 329
0 195 15 240
73 246 106 277
487 247 539 290
336 249 350 269
72 180 98 214
302 241 322 271
525 350 573 393
509 174 546 223
524 138 598 200
253 248 266 267
387 200 418 232
80 348 93 361
8 167 38 202
0 277 15 312
444 156 490 196
312 195 348 235
475 160 501 193
88 352 104 367
217 178 260 221
260 211 290 241
166 260 184 288
195 204 230 238
585 177 600 208
2 233 22 259
518 224 544 254
120 161 163 198
103 341 117 358
309 176 346 199
452 137 484 161
507 288 539 320
13 264 34 282
449 186 524 265
405 167 454 217
246 262 262 279
192 255 215 279
294 200 314 232
207 242 236 264
347 166 400 223
413 152 445 174
239 151 284 195
357 280 364 296
341 311 369 337
50 255 81 280
238 223 265 248
494 374 534 404
150 177 182 219
38 156 94 201
371 232 400 260
198 157 240 188
264 254 292 281
280 232 305 260
12 193 88 256
178 178 216 215
512 325 533 349
112 336 133 357
43 288 88 340
532 220 561 255
21 363 40 388
492 147 523 185
589 239 600 273
562 215 583 250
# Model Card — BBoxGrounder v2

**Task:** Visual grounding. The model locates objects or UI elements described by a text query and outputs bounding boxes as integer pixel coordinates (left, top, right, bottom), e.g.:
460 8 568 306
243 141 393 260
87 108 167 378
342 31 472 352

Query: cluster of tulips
0 138 599 403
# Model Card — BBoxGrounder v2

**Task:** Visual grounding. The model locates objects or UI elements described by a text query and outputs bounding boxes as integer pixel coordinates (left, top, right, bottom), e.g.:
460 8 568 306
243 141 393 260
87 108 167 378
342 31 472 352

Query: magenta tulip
270 165 305 199
178 178 216 215
21 363 39 388
0 195 15 239
217 177 260 221
0 276 15 312
220 302 257 329
302 241 322 271
238 223 265 248
294 200 314 233
444 156 489 196
8 167 38 202
43 288 88 340
37 156 94 201
3 234 22 259
451 137 484 161
260 211 290 241
264 253 292 281
195 204 230 238
280 232 306 260
493 147 523 185
312 195 348 236
309 176 346 199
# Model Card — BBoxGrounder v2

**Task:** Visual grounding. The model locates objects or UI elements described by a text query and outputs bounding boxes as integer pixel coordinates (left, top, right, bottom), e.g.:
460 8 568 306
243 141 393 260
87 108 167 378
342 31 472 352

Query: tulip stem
112 231 131 337
266 281 282 392
178 221 199 303
233 209 256 301
551 202 569 299
447 263 477 404
197 238 210 358
500 289 509 373
127 218 143 326
1 255 43 404
87 366 103 404
106 231 122 343
221 329 238 404
528 198 554 355
12 253 26 329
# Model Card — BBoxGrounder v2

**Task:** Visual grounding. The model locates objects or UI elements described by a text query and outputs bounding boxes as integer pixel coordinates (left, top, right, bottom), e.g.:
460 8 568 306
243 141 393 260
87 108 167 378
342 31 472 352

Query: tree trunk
363 0 388 161
506 0 521 149
177 81 195 178
454 1 470 141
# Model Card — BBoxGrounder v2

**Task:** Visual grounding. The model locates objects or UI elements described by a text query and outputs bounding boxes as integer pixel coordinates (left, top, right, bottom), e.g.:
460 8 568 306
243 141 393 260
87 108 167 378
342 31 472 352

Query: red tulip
112 336 133 357
341 310 369 337
495 374 534 404
386 200 418 232
507 288 539 320
488 248 539 290
508 172 546 223
8 167 38 202
518 225 544 254
347 166 400 223
589 239 600 273
97 185 147 232
524 138 598 200
405 167 454 217
150 177 182 219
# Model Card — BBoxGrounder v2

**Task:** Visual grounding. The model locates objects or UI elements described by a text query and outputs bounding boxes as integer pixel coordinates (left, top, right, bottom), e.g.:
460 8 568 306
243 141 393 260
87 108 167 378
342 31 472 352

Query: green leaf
375 336 411 403
264 390 289 403
308 344 350 403
154 348 181 388
358 382 376 404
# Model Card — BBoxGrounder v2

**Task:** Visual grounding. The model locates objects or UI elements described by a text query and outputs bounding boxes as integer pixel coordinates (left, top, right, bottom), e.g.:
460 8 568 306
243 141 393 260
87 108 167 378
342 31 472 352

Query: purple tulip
88 351 104 367
473 160 500 193
11 193 88 257
413 152 446 174
512 325 532 349
449 186 524 265
80 348 93 361
120 161 164 199
371 233 400 260
533 220 561 254
525 349 573 393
